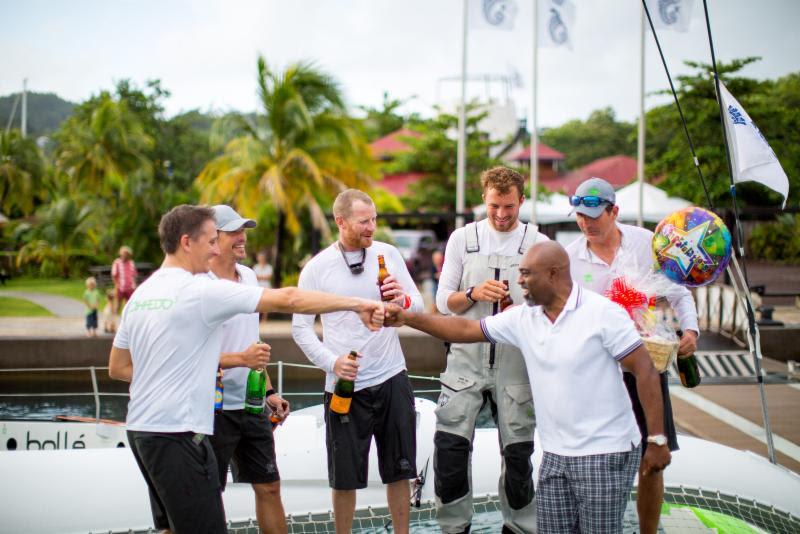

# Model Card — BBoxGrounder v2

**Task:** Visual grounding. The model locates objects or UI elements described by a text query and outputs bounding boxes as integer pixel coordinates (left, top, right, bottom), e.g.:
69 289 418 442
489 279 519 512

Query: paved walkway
0 290 85 318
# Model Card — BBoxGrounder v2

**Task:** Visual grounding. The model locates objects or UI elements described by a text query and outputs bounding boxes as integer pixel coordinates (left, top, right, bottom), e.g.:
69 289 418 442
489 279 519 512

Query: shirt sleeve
200 278 263 328
600 301 644 361
436 228 466 315
663 282 700 335
291 261 339 374
479 306 523 348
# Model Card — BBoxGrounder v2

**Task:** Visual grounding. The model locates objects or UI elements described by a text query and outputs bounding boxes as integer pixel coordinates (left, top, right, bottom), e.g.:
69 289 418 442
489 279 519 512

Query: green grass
2 277 109 307
0 296 55 317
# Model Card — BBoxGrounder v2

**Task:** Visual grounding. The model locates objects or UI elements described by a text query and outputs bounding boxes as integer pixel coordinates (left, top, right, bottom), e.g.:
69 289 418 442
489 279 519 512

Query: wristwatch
465 286 476 304
647 434 668 447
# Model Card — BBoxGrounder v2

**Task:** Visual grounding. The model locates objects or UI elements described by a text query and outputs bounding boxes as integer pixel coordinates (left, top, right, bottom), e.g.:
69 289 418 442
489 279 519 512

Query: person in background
565 177 698 534
292 189 423 534
253 251 274 289
434 166 548 533
111 245 137 315
102 288 117 334
431 249 444 312
108 204 385 533
208 205 289 534
83 276 101 337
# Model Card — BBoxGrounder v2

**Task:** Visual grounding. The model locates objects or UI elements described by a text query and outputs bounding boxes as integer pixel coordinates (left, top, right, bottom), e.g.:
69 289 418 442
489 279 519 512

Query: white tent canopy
472 183 691 225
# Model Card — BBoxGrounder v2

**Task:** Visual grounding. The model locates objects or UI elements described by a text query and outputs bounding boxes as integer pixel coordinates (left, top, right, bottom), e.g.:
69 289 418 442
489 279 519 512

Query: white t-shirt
113 267 262 434
205 265 261 410
565 222 699 334
481 285 642 456
252 263 273 289
292 241 423 392
436 220 549 315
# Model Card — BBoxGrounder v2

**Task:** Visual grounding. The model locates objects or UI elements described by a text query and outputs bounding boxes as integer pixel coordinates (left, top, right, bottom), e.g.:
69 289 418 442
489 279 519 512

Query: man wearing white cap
564 177 699 534
208 205 289 534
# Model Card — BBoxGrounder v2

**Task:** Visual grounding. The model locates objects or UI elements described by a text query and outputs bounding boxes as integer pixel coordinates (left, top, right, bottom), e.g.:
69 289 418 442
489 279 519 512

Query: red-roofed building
506 144 566 181
541 154 638 195
369 128 422 161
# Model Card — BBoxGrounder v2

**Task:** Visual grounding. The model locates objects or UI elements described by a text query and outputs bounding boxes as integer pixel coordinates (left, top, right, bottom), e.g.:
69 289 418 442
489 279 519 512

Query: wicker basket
643 336 678 373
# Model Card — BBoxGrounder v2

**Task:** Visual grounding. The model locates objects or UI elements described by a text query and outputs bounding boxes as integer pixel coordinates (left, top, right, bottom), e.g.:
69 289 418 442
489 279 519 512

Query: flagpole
636 6 645 227
701 0 776 464
530 0 539 224
456 0 468 229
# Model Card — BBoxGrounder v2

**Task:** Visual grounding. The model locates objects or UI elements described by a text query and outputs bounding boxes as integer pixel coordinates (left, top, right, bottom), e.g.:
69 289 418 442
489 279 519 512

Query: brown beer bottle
330 351 359 415
499 280 514 312
377 255 392 302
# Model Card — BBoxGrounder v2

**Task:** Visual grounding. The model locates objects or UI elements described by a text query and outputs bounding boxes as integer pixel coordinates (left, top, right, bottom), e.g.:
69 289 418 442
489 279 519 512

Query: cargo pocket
503 384 535 437
434 372 475 427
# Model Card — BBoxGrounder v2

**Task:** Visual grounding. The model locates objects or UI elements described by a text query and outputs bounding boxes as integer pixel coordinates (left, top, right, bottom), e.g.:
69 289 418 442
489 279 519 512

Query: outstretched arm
257 287 384 331
386 304 487 343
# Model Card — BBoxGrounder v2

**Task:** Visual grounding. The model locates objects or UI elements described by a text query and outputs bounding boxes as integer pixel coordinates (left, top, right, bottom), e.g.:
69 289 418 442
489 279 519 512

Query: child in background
83 276 101 337
103 288 117 334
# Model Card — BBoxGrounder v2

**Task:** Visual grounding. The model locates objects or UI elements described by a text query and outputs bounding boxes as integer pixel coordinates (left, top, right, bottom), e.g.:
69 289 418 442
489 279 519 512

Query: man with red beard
293 189 423 534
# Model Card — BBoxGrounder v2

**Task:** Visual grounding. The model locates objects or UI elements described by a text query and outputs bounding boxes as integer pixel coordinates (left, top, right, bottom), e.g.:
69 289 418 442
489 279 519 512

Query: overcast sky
2 0 798 128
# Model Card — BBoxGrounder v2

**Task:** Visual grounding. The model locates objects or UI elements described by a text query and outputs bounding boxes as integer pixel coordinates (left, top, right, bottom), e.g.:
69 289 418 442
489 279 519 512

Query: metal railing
0 363 443 422
695 284 749 346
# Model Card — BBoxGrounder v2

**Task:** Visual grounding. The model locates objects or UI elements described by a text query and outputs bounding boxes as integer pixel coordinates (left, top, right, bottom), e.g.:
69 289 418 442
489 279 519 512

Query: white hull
1 398 799 533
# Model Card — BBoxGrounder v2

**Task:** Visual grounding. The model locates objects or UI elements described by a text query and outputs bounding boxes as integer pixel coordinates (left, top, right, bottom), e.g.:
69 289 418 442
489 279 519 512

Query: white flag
538 0 576 49
719 82 789 208
469 0 518 31
645 0 695 33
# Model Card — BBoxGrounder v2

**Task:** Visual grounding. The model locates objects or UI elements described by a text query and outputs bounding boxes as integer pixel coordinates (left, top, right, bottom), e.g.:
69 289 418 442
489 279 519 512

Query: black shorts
623 372 679 453
85 310 98 329
210 409 280 489
127 430 226 533
324 370 417 490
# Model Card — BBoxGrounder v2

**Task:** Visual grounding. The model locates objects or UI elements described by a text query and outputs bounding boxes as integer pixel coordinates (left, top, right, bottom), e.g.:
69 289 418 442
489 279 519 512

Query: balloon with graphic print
652 207 733 287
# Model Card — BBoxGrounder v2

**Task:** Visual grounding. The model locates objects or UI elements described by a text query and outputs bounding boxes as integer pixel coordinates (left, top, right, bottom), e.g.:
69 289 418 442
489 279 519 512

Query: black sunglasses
569 195 612 208
338 243 366 275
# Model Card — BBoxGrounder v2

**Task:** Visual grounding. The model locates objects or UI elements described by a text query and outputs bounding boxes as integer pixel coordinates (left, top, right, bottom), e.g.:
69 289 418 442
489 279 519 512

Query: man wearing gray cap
564 177 699 534
208 205 289 534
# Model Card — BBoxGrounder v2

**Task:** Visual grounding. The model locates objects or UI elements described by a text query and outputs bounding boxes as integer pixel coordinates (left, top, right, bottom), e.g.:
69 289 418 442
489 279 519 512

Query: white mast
456 0 469 229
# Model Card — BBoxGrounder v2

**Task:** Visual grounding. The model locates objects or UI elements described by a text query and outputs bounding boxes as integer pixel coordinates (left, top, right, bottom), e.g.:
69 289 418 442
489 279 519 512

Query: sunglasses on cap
569 195 612 208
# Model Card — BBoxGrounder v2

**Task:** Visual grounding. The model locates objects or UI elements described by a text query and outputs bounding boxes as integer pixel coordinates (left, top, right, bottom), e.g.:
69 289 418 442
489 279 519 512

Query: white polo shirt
292 241 423 393
114 267 262 434
481 285 642 456
565 222 699 334
205 264 261 410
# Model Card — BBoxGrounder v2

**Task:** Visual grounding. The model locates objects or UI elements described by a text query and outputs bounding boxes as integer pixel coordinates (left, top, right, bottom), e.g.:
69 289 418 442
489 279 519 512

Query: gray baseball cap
212 205 257 231
570 177 616 218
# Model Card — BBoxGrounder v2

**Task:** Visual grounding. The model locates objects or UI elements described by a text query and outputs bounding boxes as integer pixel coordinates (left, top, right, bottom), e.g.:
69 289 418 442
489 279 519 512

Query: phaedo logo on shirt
126 298 176 313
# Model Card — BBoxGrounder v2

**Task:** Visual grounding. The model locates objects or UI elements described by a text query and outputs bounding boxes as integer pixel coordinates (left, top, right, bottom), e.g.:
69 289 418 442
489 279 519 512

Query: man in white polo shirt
384 241 671 533
108 204 385 533
565 177 698 534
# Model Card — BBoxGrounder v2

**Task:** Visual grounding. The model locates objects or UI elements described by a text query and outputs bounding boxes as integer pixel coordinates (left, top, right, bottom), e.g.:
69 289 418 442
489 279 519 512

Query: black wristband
265 389 276 398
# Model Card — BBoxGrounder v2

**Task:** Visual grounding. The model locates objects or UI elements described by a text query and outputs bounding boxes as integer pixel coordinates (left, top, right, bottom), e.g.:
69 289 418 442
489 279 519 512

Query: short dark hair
158 205 216 254
480 166 526 197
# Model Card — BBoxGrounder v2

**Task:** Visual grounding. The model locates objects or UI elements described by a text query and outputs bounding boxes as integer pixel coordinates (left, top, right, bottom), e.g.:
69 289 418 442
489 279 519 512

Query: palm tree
197 56 376 286
0 129 46 217
17 196 99 278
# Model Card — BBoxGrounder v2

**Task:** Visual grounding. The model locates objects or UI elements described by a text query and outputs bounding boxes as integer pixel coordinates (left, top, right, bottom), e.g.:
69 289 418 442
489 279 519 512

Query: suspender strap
465 222 480 253
517 223 539 255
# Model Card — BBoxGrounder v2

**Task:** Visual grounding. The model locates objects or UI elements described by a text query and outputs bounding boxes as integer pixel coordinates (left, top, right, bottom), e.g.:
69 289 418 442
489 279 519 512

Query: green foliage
0 296 54 317
0 129 47 217
646 58 799 208
540 107 636 169
387 103 501 211
0 92 75 138
358 92 418 141
747 214 800 264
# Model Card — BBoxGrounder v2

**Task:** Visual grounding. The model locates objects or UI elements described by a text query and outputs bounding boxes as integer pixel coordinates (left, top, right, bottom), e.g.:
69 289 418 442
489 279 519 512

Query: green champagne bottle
330 351 359 415
244 368 267 414
677 354 702 388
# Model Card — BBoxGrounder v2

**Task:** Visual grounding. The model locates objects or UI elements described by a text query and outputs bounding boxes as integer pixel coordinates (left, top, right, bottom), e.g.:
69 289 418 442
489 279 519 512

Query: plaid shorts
537 445 641 534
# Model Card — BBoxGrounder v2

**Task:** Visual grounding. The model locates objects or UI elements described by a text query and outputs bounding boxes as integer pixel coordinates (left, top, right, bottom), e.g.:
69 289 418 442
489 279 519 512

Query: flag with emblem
469 0 518 31
719 82 789 208
645 0 695 33
538 0 575 49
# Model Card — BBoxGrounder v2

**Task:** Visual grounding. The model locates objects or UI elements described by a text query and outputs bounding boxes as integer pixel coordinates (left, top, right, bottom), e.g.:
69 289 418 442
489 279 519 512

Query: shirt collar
531 284 582 321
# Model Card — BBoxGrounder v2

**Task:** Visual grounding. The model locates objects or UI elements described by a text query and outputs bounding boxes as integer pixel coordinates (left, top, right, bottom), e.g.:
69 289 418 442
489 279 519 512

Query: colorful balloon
652 207 733 287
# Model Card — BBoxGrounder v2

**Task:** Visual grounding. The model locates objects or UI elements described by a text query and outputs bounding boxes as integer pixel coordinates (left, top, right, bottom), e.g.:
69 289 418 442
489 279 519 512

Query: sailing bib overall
435 222 538 534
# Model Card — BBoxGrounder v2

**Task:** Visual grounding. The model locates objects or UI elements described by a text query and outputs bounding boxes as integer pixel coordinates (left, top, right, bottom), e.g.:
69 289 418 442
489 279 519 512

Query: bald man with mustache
386 241 670 534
